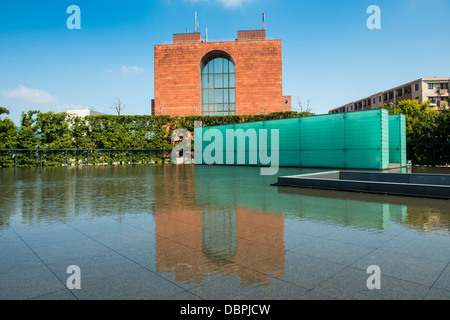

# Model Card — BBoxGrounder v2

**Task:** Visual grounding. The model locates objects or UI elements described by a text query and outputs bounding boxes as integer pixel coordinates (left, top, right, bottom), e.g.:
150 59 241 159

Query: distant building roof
66 108 105 117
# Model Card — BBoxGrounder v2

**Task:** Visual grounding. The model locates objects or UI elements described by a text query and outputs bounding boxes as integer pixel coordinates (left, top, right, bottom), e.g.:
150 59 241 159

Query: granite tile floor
1 165 449 300
1 209 449 300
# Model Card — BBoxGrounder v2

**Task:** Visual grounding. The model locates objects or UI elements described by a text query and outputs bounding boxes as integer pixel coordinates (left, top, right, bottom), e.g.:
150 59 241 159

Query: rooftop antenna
262 13 266 30
194 11 199 33
205 26 208 42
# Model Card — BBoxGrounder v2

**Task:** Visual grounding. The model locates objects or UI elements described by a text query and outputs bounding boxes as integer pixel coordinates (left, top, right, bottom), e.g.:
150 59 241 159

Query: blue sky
1 0 449 125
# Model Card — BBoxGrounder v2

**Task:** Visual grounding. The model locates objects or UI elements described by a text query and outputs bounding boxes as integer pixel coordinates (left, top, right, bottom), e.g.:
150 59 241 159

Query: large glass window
201 54 235 116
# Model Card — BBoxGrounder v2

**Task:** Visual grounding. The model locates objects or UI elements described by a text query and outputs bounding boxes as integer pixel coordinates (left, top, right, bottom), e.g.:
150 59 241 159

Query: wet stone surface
0 165 449 300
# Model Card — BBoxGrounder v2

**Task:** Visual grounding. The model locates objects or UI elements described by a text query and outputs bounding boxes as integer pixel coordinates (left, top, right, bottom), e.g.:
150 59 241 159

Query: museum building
152 21 291 116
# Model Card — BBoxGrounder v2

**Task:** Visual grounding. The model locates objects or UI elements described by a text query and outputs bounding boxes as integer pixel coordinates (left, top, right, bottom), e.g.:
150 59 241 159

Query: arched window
201 52 235 116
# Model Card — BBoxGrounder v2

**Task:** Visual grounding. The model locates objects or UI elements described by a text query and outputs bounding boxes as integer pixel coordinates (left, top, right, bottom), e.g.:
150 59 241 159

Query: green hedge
0 110 313 168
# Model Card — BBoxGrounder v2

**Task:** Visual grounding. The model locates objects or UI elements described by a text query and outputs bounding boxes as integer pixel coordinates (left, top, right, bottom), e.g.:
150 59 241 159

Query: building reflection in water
202 206 237 262
153 165 285 287
1 164 448 289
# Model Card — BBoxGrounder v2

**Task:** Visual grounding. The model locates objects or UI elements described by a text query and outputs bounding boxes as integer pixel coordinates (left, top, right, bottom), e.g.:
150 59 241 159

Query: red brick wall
237 30 266 41
154 38 291 116
173 33 203 44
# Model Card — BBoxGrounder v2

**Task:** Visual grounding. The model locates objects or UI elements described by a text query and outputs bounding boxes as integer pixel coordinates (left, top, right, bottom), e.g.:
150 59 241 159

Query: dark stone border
272 171 450 199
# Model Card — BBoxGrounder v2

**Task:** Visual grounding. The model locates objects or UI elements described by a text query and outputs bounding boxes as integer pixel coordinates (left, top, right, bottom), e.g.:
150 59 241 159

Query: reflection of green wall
194 166 407 231
291 199 407 230
196 109 392 170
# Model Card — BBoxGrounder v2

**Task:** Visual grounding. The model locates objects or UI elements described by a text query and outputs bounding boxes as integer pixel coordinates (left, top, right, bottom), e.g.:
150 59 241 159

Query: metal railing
407 143 450 167
0 148 180 169
1 144 448 168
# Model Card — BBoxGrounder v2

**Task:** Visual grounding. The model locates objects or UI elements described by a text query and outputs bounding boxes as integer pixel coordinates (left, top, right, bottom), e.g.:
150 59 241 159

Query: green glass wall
195 109 404 170
388 114 407 167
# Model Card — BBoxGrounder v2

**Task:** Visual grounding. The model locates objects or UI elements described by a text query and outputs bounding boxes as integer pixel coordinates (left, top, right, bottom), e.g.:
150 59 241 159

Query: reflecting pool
0 165 449 300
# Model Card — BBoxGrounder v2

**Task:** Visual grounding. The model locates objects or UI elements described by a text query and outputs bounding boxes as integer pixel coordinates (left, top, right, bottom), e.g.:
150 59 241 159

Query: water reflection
0 166 156 227
150 165 285 287
0 164 449 292
202 206 237 261
272 173 450 235
2 165 448 233
193 166 450 233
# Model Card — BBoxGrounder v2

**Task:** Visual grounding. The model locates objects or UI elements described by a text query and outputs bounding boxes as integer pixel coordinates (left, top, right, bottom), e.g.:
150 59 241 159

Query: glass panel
209 73 214 87
215 89 223 104
201 56 236 116
203 90 209 104
208 60 214 74
214 74 223 88
229 61 235 73
229 73 235 88
208 92 213 104
214 58 223 74
202 74 209 89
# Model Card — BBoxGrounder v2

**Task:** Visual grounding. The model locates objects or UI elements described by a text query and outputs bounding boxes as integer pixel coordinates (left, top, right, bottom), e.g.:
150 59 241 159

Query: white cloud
121 65 145 75
183 0 251 8
216 0 249 8
1 85 59 104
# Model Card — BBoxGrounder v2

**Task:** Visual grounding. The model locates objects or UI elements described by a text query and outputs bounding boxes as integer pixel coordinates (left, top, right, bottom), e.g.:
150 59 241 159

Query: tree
36 112 72 149
256 103 268 115
0 106 10 116
17 111 40 149
0 109 17 167
294 98 312 113
0 107 17 149
382 100 439 144
435 108 450 142
156 99 165 115
13 111 41 166
111 97 125 116
382 99 449 165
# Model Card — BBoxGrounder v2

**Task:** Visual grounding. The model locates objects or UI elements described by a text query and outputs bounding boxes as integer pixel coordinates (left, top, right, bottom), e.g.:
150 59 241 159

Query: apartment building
329 78 450 114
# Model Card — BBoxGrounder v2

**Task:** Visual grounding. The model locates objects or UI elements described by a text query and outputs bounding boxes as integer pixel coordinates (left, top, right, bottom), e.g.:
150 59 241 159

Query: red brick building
152 29 291 116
